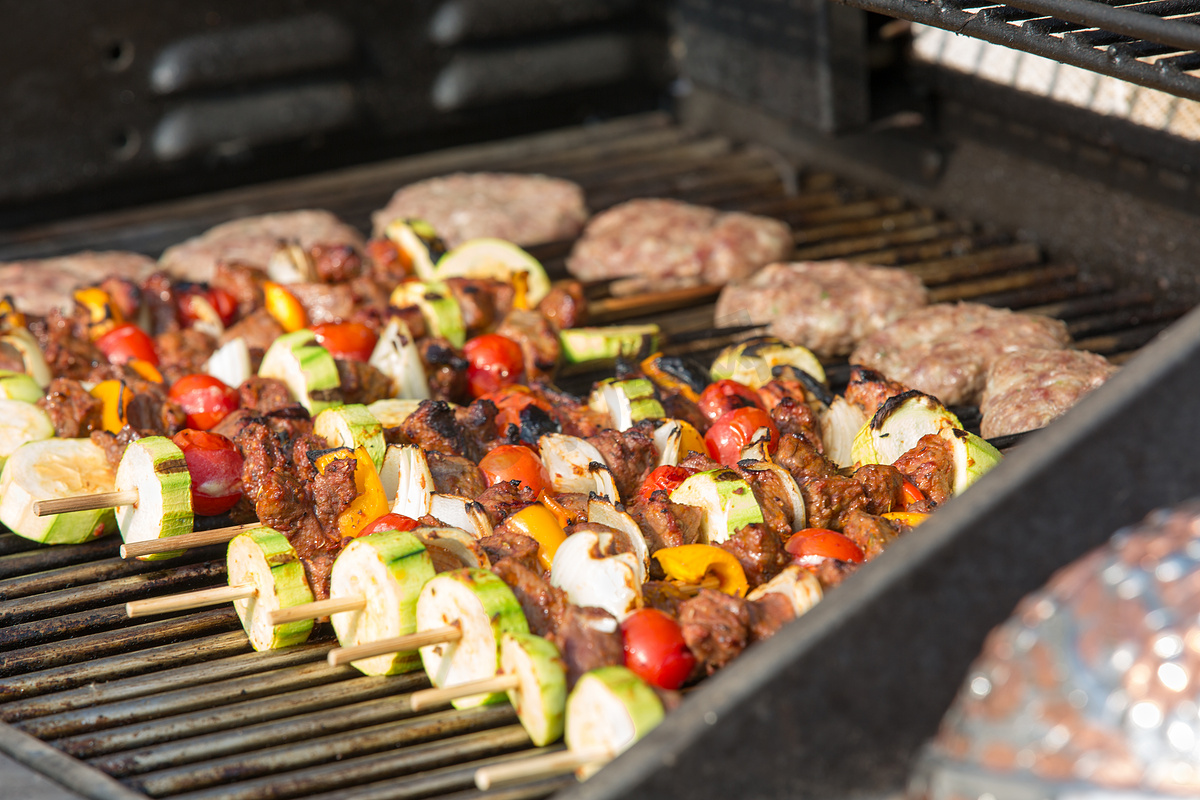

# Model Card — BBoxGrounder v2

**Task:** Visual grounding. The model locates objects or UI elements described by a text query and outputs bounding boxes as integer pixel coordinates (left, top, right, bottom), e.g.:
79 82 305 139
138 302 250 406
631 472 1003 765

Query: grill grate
0 113 1189 799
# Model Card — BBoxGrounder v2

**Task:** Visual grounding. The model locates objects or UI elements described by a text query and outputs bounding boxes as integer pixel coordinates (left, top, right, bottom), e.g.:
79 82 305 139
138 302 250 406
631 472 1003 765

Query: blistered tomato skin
312 322 379 362
96 324 159 366
359 512 420 537
168 374 239 431
478 444 550 496
637 465 697 503
171 429 244 516
480 386 553 431
621 608 696 690
463 334 525 398
785 528 866 564
698 379 763 423
705 407 780 466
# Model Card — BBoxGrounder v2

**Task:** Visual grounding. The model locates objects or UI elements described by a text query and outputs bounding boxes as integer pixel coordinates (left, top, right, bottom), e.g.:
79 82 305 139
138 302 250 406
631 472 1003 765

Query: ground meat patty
980 347 1118 438
371 172 588 246
567 198 793 287
160 210 365 283
715 261 928 358
0 252 157 316
849 303 1072 406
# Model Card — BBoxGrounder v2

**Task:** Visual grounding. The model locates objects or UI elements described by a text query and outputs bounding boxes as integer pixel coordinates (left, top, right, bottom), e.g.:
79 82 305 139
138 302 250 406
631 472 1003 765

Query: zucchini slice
416 567 529 707
227 527 316 651
559 325 660 364
314 404 385 471
435 238 551 307
669 468 765 544
383 218 446 282
710 338 827 388
565 666 665 779
114 436 193 560
0 370 44 403
258 329 342 416
329 529 437 675
0 399 54 469
0 438 117 545
501 632 568 747
851 390 963 467
389 281 466 348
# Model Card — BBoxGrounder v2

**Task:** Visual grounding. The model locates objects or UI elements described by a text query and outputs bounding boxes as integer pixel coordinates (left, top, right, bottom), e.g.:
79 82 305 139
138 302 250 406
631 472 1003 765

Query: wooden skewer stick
267 595 368 626
34 489 139 516
126 583 256 618
327 625 462 668
410 673 519 711
120 523 263 559
474 748 613 791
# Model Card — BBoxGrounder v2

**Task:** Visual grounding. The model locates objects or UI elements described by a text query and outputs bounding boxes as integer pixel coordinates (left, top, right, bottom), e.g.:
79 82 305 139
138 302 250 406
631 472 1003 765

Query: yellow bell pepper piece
511 270 530 311
676 419 707 457
128 359 164 383
313 445 391 539
882 511 930 527
654 544 749 598
89 380 132 434
263 282 308 333
640 354 701 404
505 503 568 571
0 295 26 334
73 287 123 341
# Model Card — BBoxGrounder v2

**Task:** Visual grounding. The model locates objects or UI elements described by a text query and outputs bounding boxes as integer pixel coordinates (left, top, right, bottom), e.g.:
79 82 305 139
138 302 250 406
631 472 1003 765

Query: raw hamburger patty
566 198 793 286
714 260 929 358
849 303 1072 406
160 210 365 283
0 251 157 315
371 172 588 246
980 348 1117 438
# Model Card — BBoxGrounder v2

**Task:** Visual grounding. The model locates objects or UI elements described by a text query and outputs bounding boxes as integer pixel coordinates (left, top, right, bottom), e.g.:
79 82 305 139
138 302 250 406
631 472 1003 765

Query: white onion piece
747 565 823 617
820 396 867 469
413 526 490 571
369 318 429 400
653 420 682 467
538 433 618 501
586 497 649 581
428 494 492 539
382 444 433 516
205 337 252 390
550 530 642 621
266 243 316 285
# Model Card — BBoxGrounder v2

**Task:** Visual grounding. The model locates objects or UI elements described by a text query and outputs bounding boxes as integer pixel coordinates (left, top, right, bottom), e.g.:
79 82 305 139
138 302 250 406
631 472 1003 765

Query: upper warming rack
835 0 1200 101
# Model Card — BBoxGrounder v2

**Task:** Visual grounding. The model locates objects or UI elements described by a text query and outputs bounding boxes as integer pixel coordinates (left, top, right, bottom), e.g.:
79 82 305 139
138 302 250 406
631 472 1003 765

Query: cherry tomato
96 323 158 366
478 444 550 496
463 333 525 398
312 322 379 362
704 407 779 466
621 608 696 690
359 512 420 537
207 286 238 326
901 480 926 510
698 379 762 423
168 374 240 431
785 528 865 564
171 429 244 516
637 465 697 503
480 385 553 431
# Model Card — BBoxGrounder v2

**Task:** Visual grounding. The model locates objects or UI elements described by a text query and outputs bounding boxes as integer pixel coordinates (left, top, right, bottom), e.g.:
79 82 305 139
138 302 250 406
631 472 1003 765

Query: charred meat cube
401 400 466 458
586 424 658 502
720 523 788 589
426 451 486 498
549 604 626 688
891 433 956 506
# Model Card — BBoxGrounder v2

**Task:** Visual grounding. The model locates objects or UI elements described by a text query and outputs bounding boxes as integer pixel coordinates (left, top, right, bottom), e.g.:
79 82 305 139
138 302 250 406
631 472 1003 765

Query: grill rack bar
0 114 1189 800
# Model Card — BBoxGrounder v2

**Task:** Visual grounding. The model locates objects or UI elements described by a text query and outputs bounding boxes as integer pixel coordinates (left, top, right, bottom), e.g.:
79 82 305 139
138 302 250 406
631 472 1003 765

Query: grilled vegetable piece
551 528 643 621
114 436 193 559
204 337 253 390
669 468 765 544
940 427 1004 495
0 399 54 468
312 446 391 540
589 378 665 432
390 281 466 348
435 238 551 307
539 433 619 501
413 526 491 571
258 329 341 415
416 567 529 707
2 328 52 388
559 325 660 364
587 496 650 576
501 632 568 747
655 544 748 597
565 666 665 779
502 504 566 571
820 396 868 469
383 217 446 281
329 529 437 675
851 390 963 467
314 404 385 470
746 564 823 616
711 338 827 388
0 438 117 544
368 318 430 400
228 527 316 651
380 444 435 517
367 398 423 428
0 370 44 403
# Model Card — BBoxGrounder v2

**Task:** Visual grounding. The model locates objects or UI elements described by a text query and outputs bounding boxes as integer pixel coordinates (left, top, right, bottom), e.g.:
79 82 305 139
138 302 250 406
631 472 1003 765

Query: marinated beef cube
891 433 956 506
419 339 469 403
263 405 315 445
220 308 283 351
808 558 860 590
749 593 795 641
734 466 798 541
476 481 538 527
549 605 625 688
334 359 391 406
155 328 216 381
426 451 486 498
528 382 607 439
38 378 102 439
297 538 338 601
679 589 753 674
98 276 142 322
537 280 587 329
679 451 723 473
491 557 568 637
720 523 787 588
585 425 658 502
251 470 312 538
31 309 105 380
289 432 328 487
496 309 560 382
660 392 709 437
454 399 504 462
517 404 560 448
212 408 258 440
549 492 590 524
839 509 899 560
142 272 179 335
800 474 868 531
401 400 466 457
852 464 906 515
446 277 514 337
845 366 910 420
287 282 356 326
767 396 823 453
90 427 142 472
311 455 358 538
239 377 294 413
774 434 837 485
628 494 704 554
212 262 267 318
641 580 691 618
311 243 363 283
124 391 187 437
478 531 541 574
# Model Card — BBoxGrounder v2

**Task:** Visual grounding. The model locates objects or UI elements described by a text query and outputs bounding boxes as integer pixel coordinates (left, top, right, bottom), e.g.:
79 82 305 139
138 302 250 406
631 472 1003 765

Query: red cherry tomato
478 444 550 496
207 286 238 326
168 374 240 431
480 385 553 432
96 323 159 367
312 322 379 363
704 407 779 466
901 480 926 510
785 528 865 564
637 465 697 503
171 429 244 516
359 512 420 537
698 379 762 423
621 608 696 690
463 334 525 398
